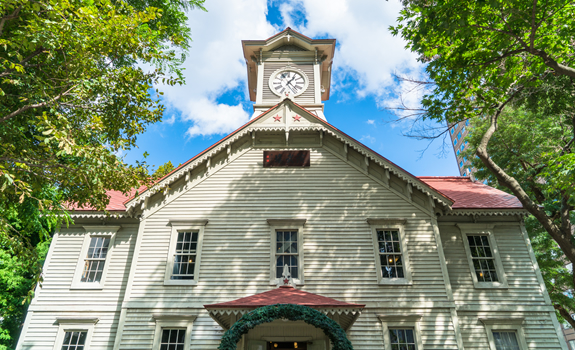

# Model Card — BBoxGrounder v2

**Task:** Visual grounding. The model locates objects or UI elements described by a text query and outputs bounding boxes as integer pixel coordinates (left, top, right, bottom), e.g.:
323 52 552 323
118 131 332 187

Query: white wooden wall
18 224 137 349
17 141 565 349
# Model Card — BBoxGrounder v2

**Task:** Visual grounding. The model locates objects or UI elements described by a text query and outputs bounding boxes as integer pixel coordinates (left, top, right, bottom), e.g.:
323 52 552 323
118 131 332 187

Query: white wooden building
16 28 567 350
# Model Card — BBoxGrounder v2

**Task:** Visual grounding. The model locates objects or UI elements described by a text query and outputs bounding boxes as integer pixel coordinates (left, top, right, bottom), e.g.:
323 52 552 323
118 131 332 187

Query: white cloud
164 114 176 125
366 119 375 125
278 0 422 106
156 0 276 137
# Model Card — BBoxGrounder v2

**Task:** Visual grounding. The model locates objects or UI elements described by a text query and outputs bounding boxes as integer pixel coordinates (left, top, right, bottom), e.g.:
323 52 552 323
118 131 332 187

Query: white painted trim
430 217 454 300
152 316 196 350
369 221 413 285
53 320 97 350
256 61 264 105
268 220 306 285
313 62 321 104
449 309 465 350
70 226 120 289
519 222 552 304
378 316 424 350
479 318 528 350
549 310 570 350
457 223 509 289
112 307 128 350
15 310 33 350
163 222 206 286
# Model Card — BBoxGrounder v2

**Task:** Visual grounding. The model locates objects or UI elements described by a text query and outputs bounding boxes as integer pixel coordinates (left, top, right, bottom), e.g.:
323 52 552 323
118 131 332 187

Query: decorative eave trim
69 211 128 219
55 317 99 325
207 307 363 316
124 102 454 211
366 218 407 226
377 314 423 322
445 209 528 217
479 317 524 325
83 225 121 235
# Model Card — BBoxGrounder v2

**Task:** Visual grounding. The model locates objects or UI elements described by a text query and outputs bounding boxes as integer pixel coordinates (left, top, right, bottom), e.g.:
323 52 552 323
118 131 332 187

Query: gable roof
120 100 455 212
418 177 523 209
204 285 365 309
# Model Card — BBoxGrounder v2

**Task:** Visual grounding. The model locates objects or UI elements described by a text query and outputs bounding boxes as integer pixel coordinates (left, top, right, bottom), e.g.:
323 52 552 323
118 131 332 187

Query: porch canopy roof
204 286 365 331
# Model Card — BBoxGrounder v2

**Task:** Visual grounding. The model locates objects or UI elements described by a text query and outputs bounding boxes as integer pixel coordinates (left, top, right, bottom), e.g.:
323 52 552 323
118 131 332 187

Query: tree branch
555 303 575 329
0 85 75 124
476 94 575 265
0 4 22 37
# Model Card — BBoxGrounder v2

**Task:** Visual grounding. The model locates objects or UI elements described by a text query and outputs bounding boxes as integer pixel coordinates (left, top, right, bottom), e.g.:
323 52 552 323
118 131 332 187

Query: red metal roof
70 185 146 211
204 286 365 309
418 177 523 209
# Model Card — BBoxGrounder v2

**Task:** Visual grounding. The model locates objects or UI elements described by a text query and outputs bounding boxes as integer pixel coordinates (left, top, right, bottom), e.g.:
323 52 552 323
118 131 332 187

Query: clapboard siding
458 311 562 350
128 148 447 305
439 223 547 304
33 225 137 306
19 311 120 350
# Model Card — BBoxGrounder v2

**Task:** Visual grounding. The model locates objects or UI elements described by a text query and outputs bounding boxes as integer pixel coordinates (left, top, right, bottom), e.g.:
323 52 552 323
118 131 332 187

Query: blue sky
125 0 459 177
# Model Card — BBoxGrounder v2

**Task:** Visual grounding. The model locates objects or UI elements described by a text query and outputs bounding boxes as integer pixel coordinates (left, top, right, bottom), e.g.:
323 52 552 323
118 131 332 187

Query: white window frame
163 220 207 286
368 219 412 285
458 223 508 289
378 315 423 350
480 318 528 350
152 315 196 350
268 219 306 286
53 317 98 350
71 226 120 290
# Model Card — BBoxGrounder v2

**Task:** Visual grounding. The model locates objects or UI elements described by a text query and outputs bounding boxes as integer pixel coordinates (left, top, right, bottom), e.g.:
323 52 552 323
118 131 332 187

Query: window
451 128 455 134
468 235 498 282
53 317 97 350
457 132 462 139
368 218 412 284
164 221 207 286
460 161 464 167
160 329 186 350
456 150 460 156
458 224 508 289
172 231 198 280
81 237 109 283
462 126 466 133
268 219 306 285
60 331 87 350
152 315 196 350
462 172 467 176
379 315 423 350
275 230 299 279
376 230 404 279
390 329 417 349
466 119 470 126
480 318 528 350
460 143 465 151
453 139 458 146
71 226 120 289
463 157 467 162
492 331 520 350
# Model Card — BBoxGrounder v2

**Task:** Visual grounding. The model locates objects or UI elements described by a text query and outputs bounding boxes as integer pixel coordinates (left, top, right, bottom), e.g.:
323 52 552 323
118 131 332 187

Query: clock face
272 70 306 96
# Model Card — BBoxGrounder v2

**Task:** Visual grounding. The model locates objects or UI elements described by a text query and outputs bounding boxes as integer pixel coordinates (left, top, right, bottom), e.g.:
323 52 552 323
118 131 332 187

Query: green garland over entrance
218 304 354 350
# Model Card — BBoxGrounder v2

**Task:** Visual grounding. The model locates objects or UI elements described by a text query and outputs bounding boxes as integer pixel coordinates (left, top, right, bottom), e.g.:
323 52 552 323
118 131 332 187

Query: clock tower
242 28 336 120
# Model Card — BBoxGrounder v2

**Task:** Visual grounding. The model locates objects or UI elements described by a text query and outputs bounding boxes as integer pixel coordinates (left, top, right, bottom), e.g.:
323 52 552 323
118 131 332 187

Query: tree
0 0 204 347
392 0 575 325
463 107 575 323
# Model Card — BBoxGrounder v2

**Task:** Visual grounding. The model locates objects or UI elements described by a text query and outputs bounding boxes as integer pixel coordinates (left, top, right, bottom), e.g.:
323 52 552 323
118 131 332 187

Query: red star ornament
273 115 282 122
292 115 301 122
